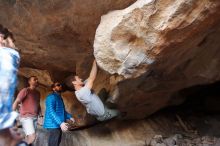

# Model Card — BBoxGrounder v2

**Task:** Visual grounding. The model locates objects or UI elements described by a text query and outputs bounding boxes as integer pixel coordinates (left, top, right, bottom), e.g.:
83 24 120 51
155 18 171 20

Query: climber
72 59 120 121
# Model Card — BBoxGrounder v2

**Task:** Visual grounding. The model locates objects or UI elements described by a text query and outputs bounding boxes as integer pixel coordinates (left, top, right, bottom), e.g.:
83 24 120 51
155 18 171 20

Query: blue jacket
43 92 72 129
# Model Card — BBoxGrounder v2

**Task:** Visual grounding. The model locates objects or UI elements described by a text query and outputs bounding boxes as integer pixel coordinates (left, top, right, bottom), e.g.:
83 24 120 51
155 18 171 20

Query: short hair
64 75 76 91
0 24 15 41
0 24 5 36
51 82 59 90
3 28 15 42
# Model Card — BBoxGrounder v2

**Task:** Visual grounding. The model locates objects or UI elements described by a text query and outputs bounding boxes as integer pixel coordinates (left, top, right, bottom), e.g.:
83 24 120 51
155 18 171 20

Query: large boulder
94 0 220 118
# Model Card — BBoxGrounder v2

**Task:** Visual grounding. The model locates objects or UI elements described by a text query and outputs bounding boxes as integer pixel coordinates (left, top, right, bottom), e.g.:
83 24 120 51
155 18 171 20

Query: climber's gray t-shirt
75 86 105 117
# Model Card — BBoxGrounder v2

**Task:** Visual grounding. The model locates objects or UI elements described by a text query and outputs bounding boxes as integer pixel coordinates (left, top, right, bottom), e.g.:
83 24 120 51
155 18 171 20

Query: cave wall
0 0 136 79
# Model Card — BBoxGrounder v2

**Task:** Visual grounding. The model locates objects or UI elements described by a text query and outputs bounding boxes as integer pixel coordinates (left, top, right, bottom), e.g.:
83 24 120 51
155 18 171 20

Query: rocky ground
31 107 220 146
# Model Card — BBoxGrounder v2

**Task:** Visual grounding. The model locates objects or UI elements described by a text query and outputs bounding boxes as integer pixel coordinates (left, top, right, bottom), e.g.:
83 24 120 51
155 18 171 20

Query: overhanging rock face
0 0 136 78
94 0 220 118
1 0 220 121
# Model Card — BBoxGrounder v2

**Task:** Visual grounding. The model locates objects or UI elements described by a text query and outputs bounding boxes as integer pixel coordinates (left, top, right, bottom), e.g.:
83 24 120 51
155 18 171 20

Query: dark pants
47 128 62 146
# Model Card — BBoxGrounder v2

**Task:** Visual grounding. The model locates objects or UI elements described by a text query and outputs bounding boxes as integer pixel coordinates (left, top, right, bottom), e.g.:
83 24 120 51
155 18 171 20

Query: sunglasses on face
55 83 62 87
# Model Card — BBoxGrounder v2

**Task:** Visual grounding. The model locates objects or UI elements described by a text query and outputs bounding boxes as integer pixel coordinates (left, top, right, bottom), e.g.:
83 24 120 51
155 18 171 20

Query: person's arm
37 92 43 117
65 111 72 120
38 105 43 118
65 111 75 123
37 105 43 126
12 98 20 111
12 88 27 111
85 60 97 89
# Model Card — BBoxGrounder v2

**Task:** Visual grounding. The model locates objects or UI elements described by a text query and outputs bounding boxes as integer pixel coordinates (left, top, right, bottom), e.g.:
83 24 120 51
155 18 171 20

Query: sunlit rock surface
94 0 220 119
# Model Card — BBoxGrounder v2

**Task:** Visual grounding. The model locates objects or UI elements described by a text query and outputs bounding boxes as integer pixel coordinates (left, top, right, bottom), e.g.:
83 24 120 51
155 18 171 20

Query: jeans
96 106 120 121
47 128 62 146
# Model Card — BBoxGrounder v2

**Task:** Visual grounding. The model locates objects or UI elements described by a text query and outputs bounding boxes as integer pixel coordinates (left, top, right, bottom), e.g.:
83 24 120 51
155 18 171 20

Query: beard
56 88 63 93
